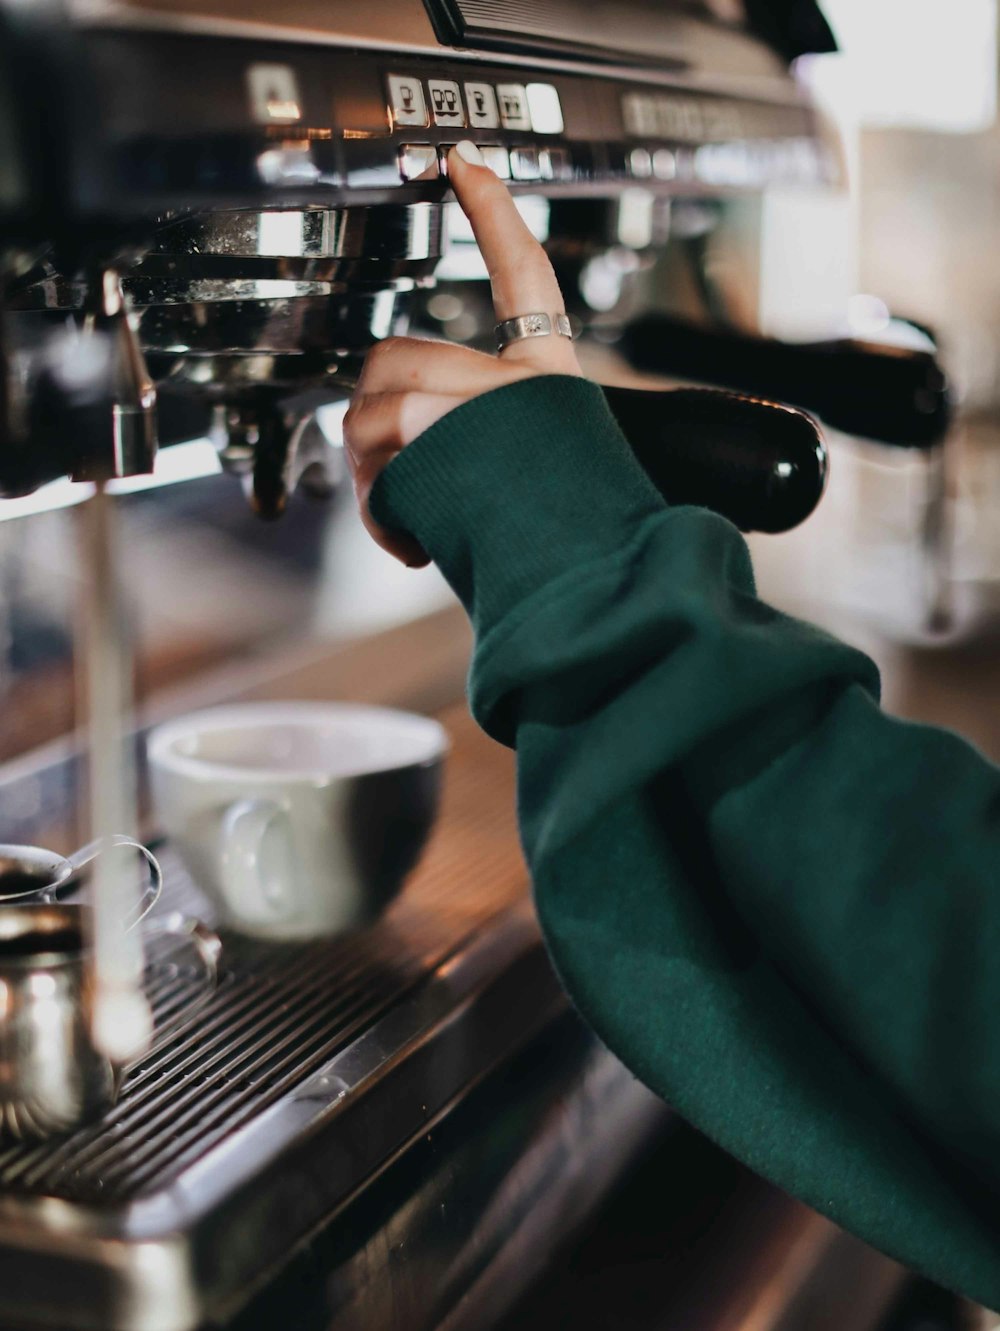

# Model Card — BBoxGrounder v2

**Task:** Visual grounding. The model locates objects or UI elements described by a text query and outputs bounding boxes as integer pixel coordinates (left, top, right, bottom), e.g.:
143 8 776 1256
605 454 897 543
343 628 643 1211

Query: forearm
371 374 1000 1305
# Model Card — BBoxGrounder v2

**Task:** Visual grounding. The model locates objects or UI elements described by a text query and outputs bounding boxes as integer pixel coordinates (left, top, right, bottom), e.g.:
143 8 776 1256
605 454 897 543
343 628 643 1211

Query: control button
479 145 512 179
541 147 572 181
247 64 302 124
258 143 320 186
388 75 429 128
510 146 542 180
437 143 456 176
427 79 465 127
622 92 657 137
497 84 532 131
629 147 652 178
465 82 500 129
398 144 438 181
657 97 703 141
673 148 696 181
652 147 677 180
526 83 564 134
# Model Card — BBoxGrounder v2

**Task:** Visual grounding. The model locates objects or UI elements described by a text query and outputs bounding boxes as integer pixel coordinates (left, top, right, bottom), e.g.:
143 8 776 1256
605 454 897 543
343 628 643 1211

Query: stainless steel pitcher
0 901 220 1141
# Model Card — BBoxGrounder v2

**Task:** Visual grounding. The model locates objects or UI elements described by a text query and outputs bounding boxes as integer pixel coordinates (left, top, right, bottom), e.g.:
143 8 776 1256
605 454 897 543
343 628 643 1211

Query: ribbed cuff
369 376 665 633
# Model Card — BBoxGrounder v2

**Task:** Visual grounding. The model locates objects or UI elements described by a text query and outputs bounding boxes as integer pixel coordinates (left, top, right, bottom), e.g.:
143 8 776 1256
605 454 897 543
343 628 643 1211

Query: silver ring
495 312 573 353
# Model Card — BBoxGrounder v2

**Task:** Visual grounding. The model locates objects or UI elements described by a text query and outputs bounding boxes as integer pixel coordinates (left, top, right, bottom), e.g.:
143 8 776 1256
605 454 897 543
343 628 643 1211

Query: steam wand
78 482 152 1064
74 266 158 1065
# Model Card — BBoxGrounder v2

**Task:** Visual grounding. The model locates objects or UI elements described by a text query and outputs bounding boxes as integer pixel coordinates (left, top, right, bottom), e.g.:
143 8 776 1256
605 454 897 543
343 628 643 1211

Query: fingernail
454 140 485 166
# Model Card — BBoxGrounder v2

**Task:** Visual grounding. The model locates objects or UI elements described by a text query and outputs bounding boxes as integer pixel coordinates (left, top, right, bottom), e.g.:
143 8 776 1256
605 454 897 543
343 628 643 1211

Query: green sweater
370 375 1000 1309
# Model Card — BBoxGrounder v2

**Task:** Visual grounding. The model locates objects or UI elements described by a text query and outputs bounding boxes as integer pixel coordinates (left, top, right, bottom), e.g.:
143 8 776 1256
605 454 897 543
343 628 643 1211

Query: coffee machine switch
389 75 430 128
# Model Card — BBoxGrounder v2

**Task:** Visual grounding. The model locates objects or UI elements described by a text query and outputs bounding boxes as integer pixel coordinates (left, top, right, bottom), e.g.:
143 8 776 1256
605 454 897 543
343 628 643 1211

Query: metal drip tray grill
0 704 527 1206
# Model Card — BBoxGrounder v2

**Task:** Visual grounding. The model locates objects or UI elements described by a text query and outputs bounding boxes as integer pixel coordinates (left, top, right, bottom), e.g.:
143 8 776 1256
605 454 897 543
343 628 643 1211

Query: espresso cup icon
432 86 458 116
401 83 415 112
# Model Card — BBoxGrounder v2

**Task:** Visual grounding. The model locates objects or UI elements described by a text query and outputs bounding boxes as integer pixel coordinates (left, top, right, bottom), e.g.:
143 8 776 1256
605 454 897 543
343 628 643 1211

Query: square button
497 83 532 131
389 75 429 127
465 82 500 129
629 147 653 178
399 144 439 181
526 83 564 134
622 92 657 137
510 146 541 180
652 147 677 180
479 145 511 179
427 79 465 127
247 64 302 125
542 147 572 181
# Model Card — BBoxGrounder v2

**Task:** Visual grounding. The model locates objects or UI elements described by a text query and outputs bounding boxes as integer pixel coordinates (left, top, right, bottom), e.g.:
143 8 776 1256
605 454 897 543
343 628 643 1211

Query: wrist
369 375 665 631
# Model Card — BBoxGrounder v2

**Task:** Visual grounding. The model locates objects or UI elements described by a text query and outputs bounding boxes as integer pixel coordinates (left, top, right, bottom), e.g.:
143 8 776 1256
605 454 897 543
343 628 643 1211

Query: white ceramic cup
147 702 448 940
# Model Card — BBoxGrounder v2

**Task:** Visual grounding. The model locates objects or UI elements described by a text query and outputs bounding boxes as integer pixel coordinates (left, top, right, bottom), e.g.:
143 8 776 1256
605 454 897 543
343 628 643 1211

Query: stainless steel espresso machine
0 4 946 1329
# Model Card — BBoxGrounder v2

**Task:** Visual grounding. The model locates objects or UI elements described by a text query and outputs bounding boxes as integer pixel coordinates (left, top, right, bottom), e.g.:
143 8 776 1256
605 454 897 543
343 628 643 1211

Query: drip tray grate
0 704 526 1205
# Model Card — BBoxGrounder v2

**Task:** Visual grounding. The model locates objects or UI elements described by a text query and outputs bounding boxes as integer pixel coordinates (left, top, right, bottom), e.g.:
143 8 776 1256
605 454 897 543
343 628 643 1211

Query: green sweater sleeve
370 375 1000 1309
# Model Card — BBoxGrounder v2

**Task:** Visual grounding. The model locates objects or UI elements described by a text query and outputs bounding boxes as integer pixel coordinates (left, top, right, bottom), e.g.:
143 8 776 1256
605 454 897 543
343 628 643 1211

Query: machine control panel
79 31 837 210
387 73 562 134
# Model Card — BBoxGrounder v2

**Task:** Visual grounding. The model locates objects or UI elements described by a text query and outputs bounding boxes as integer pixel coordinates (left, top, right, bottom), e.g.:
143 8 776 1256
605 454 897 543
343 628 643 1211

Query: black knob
603 385 827 534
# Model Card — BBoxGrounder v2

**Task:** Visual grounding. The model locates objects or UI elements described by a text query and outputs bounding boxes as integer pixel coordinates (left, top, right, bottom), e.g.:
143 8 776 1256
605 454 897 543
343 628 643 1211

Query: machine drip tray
0 705 666 1331
0 704 528 1207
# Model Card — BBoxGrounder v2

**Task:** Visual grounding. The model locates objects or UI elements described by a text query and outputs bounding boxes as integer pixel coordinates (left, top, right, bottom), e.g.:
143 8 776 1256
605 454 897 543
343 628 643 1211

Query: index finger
447 141 567 330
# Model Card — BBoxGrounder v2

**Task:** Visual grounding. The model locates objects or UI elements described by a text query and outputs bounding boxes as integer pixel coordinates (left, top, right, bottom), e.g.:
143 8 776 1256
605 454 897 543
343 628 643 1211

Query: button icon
389 75 429 127
427 79 465 127
464 82 500 129
247 64 302 125
496 83 532 131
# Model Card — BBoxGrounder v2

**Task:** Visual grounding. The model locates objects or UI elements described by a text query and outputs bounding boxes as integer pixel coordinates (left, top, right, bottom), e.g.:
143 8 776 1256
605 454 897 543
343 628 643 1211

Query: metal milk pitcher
0 840 220 1140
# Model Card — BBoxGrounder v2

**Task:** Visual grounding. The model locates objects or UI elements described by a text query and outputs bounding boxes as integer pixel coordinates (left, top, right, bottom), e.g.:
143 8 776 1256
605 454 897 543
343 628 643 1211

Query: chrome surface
0 839 526 1202
70 0 806 104
0 876 588 1329
7 205 443 444
85 267 158 481
0 904 116 1141
0 901 218 1143
0 707 654 1329
149 204 444 264
0 0 835 507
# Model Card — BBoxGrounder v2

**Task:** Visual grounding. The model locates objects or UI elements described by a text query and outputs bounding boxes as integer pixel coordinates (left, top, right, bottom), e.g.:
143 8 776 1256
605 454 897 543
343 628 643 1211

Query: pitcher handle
63 835 163 925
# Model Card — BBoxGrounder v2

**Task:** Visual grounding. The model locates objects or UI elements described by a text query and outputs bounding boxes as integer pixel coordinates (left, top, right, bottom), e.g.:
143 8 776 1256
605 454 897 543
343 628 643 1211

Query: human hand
343 140 584 566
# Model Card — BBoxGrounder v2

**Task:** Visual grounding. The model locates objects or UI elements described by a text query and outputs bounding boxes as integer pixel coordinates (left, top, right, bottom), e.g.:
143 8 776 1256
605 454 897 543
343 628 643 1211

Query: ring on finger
495 312 573 354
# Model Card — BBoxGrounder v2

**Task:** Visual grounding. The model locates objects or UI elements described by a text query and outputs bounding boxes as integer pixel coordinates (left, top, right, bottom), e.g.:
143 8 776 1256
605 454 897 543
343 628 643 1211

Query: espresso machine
0 4 948 1328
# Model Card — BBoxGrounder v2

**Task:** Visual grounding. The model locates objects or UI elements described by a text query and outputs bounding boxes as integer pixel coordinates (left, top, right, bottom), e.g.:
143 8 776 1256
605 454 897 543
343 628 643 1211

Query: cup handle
219 799 293 925
119 912 221 1078
63 835 163 925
